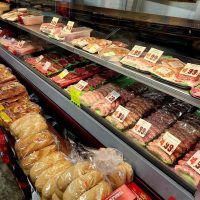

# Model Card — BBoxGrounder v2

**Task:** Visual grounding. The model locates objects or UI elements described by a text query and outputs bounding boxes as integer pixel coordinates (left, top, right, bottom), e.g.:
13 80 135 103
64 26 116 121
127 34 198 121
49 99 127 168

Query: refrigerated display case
0 0 200 199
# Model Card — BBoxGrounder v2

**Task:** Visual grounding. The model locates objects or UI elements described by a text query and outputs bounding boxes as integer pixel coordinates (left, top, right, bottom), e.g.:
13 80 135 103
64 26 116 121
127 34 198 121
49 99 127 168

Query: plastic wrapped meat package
126 99 194 146
71 37 98 48
10 112 48 139
51 64 102 88
175 142 200 187
40 23 64 35
0 36 17 49
0 64 16 84
147 114 200 165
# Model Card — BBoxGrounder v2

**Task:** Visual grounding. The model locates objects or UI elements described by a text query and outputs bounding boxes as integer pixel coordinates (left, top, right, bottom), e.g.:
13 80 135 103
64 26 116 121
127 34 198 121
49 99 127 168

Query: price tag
58 69 69 79
159 132 181 155
51 17 59 26
63 21 75 32
17 40 26 48
0 112 12 123
43 61 51 71
113 105 129 122
105 90 120 103
187 150 200 175
144 48 164 63
180 63 200 78
128 45 146 58
69 86 81 107
0 104 4 111
36 55 44 63
74 80 88 91
11 38 15 43
132 119 152 137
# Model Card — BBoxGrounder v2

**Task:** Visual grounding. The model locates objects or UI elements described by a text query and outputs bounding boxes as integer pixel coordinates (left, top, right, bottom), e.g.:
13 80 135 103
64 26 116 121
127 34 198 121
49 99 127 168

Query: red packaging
128 183 152 200
105 185 137 200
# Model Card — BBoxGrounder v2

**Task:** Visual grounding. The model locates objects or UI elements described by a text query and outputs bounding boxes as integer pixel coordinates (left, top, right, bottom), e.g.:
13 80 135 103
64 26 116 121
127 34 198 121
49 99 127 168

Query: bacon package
51 64 102 88
106 91 168 130
175 142 200 187
147 114 200 165
126 99 194 146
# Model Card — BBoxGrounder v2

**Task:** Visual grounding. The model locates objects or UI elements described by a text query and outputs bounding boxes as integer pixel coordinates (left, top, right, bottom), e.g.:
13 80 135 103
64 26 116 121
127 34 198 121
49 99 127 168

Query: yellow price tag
0 104 5 111
58 69 69 79
69 86 81 107
0 112 12 123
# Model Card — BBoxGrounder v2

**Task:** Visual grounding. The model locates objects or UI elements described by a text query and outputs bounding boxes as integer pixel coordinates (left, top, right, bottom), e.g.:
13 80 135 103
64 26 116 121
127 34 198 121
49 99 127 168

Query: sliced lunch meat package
175 142 200 187
125 98 194 146
147 117 200 165
80 83 120 107
0 81 28 103
51 64 102 88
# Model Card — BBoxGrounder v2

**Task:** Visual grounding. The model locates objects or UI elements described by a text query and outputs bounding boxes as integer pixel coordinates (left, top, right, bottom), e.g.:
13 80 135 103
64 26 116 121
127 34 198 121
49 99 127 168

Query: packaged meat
0 100 41 128
175 142 200 187
112 41 128 48
40 23 64 35
1 10 18 21
63 170 103 200
20 144 57 175
0 2 10 13
77 181 112 200
30 151 68 182
71 37 98 48
98 47 130 62
15 130 56 159
80 83 120 107
0 36 17 49
35 159 72 192
126 99 194 146
10 112 48 139
190 85 200 99
51 64 102 88
0 81 27 103
22 15 43 26
147 117 200 165
0 64 16 84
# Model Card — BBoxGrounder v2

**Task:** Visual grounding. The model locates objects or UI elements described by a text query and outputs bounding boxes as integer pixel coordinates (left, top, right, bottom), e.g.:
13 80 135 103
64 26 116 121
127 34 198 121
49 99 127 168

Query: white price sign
113 105 130 122
58 69 69 79
128 45 146 58
144 48 164 63
159 132 181 155
43 61 51 71
74 80 88 91
105 90 120 103
132 119 152 137
180 63 200 78
187 150 200 175
63 21 75 32
18 40 26 48
51 17 59 26
36 55 44 63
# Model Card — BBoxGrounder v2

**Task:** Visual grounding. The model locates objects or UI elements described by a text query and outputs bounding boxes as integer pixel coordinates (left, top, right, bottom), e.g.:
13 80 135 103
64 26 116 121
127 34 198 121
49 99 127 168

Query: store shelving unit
1 19 200 108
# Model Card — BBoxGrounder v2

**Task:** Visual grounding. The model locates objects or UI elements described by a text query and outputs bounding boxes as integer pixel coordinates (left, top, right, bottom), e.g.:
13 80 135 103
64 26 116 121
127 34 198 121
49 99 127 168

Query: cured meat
51 64 102 88
80 83 120 107
147 115 200 165
175 142 200 187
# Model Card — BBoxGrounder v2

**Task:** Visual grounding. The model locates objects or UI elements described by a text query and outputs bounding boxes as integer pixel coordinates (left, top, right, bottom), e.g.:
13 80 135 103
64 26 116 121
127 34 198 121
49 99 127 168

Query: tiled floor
0 159 24 200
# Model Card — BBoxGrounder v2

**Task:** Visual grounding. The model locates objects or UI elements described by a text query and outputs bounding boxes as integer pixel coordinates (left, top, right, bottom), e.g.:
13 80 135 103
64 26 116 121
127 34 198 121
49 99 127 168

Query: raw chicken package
106 91 168 130
147 114 200 165
175 142 200 187
51 64 102 88
125 99 193 146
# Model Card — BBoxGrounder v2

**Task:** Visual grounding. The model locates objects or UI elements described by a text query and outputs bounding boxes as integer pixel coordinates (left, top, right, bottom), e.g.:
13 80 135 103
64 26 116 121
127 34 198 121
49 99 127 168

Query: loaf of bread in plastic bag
63 170 103 200
35 159 72 192
30 151 67 182
15 130 55 159
77 180 112 200
10 112 48 139
20 144 57 174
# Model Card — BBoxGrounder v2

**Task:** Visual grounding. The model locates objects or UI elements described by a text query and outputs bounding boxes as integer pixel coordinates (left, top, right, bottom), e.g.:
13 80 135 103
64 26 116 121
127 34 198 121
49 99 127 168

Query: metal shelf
0 44 194 200
1 19 200 108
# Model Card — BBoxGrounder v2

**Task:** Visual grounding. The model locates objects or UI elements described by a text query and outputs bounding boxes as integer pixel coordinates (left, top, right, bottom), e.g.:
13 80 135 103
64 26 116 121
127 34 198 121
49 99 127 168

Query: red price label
132 119 152 137
128 45 146 58
74 80 88 91
105 90 120 103
144 48 164 64
51 17 59 26
180 63 200 77
113 105 129 122
187 150 200 175
159 132 181 155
